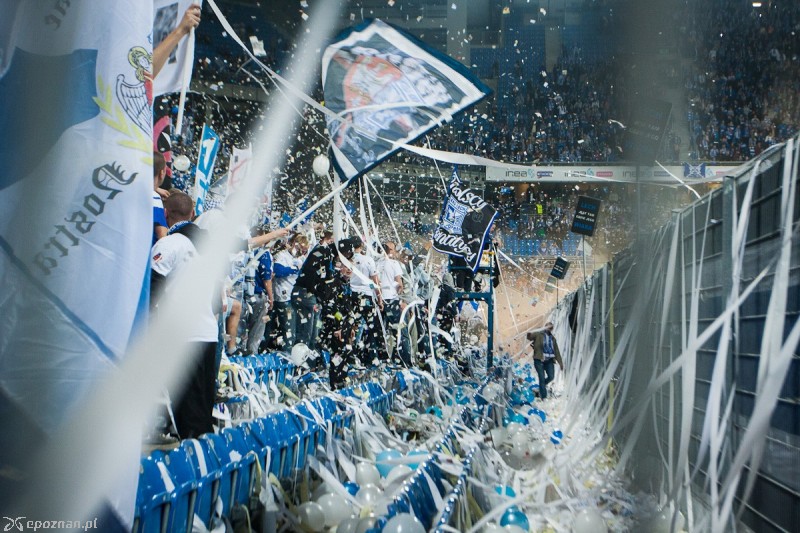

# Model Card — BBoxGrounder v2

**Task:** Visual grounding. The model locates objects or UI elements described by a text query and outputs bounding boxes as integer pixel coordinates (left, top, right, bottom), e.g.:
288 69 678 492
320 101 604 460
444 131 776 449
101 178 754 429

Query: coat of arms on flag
432 167 498 272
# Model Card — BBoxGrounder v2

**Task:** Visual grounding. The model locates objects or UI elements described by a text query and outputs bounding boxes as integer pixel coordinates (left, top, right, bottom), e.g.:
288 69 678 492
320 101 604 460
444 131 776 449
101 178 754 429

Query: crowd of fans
682 0 800 161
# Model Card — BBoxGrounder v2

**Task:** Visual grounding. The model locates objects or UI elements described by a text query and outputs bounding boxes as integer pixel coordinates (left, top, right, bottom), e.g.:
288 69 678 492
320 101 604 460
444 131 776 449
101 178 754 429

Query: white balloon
312 481 334 501
172 154 190 171
503 526 526 533
382 464 413 488
336 518 360 533
651 508 685 533
313 154 330 177
505 422 525 436
355 483 383 507
354 517 377 533
382 513 425 533
573 508 607 533
355 463 381 486
297 501 326 532
316 492 353 528
291 343 310 366
482 523 505 533
510 430 530 447
489 428 507 447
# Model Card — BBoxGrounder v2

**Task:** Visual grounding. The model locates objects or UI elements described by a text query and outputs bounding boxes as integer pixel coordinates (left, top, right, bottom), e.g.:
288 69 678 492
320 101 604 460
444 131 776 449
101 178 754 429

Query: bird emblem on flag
116 46 153 135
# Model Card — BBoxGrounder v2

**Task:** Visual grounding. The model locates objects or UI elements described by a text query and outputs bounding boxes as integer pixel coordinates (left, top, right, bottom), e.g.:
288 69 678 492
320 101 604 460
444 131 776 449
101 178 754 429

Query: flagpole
175 0 199 136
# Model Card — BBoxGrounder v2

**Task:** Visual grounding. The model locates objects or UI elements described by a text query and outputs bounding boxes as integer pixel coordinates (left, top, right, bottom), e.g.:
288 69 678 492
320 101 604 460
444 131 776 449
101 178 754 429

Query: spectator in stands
378 241 410 364
349 237 385 365
152 152 169 244
527 322 564 400
150 192 218 438
292 230 336 350
152 5 201 79
244 228 273 354
272 233 308 349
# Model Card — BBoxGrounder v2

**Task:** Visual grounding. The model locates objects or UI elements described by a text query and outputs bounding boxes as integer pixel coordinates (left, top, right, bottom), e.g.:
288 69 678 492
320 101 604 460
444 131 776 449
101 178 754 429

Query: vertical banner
153 0 203 96
550 257 570 280
0 0 153 527
431 167 498 272
193 124 220 216
226 145 251 198
570 196 602 237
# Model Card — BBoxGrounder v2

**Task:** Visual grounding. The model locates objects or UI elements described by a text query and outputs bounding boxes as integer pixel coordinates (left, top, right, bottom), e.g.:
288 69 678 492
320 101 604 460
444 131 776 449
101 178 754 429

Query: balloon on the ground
355 483 383 508
336 517 360 533
383 464 413 487
355 462 380 486
297 501 325 532
376 448 402 477
550 429 564 445
382 512 425 533
500 506 530 531
406 449 430 469
651 508 685 533
354 517 377 533
316 492 353 528
573 508 607 533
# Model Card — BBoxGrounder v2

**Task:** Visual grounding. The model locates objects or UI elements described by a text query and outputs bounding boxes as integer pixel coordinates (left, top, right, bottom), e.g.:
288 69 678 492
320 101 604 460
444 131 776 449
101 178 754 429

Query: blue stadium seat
140 451 198 533
133 457 171 533
183 438 237 518
200 432 257 509
164 445 220 529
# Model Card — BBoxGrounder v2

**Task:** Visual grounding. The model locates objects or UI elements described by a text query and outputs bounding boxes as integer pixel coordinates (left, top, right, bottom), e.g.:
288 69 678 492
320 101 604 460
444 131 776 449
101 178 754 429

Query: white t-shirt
273 249 304 303
377 257 404 301
350 252 377 296
151 233 219 343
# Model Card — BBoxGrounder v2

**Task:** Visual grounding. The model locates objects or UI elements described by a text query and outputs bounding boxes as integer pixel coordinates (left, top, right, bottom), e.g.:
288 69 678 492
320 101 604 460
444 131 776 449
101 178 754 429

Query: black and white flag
432 167 498 272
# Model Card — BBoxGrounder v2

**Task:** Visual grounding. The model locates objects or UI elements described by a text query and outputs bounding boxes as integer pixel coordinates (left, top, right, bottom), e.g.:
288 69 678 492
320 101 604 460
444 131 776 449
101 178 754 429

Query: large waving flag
322 19 490 180
0 1 152 528
432 167 498 272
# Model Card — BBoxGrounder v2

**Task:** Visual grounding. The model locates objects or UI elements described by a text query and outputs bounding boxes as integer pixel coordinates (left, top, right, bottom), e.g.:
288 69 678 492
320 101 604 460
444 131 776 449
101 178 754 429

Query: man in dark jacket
291 231 336 350
527 322 564 400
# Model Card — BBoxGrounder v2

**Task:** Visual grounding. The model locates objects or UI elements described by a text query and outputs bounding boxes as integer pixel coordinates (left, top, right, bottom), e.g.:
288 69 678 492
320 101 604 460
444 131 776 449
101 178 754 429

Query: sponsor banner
485 164 740 183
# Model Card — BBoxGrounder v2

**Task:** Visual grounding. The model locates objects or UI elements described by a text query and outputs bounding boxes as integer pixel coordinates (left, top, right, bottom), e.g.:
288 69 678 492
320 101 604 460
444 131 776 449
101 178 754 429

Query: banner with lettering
432 167 498 272
0 0 153 527
193 124 220 216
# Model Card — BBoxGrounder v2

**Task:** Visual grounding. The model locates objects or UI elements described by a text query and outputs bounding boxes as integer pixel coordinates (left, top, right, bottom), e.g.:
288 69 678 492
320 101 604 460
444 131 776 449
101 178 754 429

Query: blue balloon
494 485 516 497
376 449 403 477
550 429 564 445
500 507 530 531
344 482 359 496
528 407 546 423
514 413 529 425
406 449 430 470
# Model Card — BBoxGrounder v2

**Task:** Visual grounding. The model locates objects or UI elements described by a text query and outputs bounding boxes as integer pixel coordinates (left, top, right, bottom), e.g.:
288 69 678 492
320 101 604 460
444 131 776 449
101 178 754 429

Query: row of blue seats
227 353 293 388
364 408 479 533
135 387 395 533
